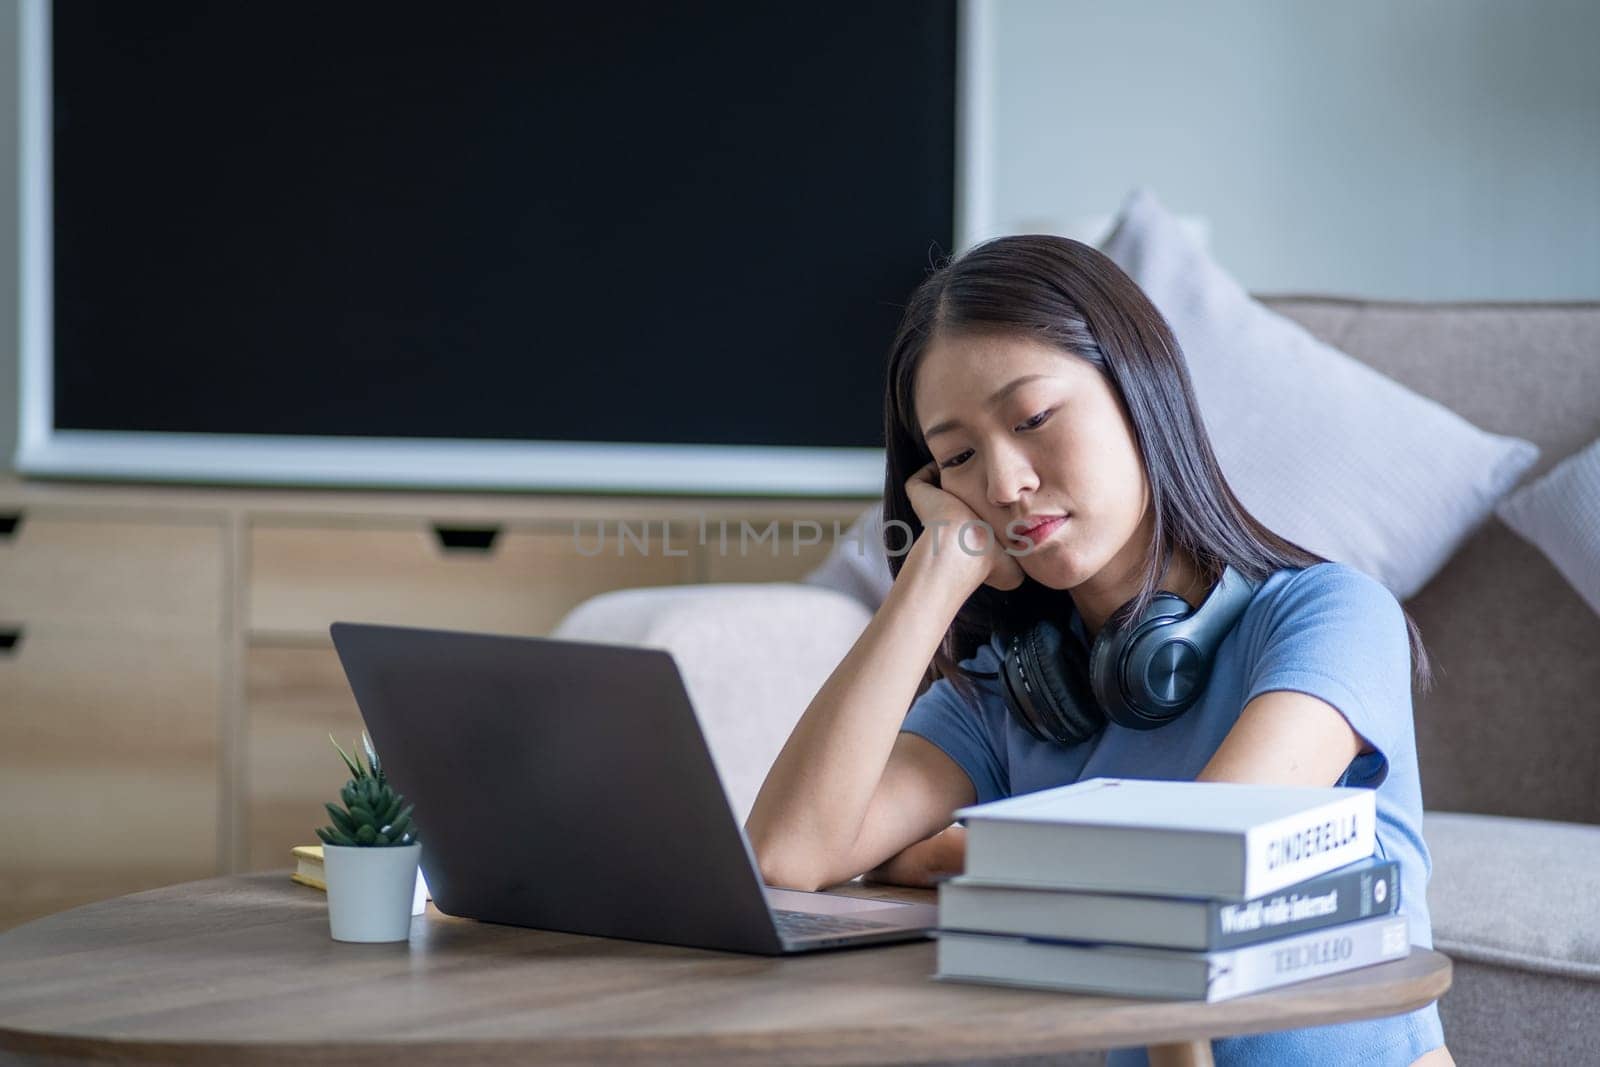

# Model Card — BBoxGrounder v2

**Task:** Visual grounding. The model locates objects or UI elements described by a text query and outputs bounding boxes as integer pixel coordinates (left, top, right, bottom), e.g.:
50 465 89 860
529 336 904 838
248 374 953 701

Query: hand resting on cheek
904 461 1026 591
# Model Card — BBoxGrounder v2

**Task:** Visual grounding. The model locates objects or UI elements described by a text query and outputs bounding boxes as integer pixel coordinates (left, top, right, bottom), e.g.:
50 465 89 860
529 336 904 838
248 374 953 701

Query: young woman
745 236 1453 1066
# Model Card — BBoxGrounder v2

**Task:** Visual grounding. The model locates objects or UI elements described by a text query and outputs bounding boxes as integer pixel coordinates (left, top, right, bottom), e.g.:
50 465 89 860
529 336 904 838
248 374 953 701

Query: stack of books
935 778 1408 1001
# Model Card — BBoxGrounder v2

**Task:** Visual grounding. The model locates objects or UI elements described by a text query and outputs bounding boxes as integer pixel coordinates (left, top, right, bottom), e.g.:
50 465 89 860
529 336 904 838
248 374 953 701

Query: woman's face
912 330 1152 592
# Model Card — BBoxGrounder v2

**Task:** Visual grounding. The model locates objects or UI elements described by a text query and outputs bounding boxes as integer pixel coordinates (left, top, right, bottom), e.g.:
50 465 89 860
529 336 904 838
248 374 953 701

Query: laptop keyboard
773 908 898 939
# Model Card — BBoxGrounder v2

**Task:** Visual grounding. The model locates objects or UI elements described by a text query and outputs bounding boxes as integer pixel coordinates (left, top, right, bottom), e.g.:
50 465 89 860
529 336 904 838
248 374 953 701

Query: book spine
1208 914 1410 1001
1210 859 1400 949
936 932 1210 999
939 881 1209 949
1242 792 1375 897
964 822 1239 897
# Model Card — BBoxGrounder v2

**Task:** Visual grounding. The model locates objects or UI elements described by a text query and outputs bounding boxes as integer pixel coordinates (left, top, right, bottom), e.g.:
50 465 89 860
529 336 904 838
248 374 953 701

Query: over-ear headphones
989 565 1259 746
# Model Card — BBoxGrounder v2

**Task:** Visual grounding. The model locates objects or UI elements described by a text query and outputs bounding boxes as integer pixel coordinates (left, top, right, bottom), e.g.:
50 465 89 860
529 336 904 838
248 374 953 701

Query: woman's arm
1196 691 1367 787
862 824 967 888
744 534 983 891
875 692 1369 885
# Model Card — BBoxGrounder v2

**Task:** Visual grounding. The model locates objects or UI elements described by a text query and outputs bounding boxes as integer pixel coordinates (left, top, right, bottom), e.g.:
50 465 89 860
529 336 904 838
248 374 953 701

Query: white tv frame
15 0 996 495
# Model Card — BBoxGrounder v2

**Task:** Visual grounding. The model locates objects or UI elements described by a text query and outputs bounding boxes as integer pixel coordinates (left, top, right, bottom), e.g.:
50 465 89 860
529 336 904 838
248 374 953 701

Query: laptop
328 621 939 955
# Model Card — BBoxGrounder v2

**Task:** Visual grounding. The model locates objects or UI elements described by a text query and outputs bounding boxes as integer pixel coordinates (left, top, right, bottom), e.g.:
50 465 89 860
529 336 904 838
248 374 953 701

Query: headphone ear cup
1001 617 1104 745
1090 592 1194 729
999 565 1262 745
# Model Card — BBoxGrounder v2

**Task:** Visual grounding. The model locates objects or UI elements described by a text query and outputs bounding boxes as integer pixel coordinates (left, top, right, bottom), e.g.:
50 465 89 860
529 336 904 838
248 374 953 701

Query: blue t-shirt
901 562 1444 1067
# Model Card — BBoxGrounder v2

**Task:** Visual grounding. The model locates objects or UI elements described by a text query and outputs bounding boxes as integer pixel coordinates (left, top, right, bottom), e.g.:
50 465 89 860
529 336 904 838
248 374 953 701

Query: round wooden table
0 873 1450 1066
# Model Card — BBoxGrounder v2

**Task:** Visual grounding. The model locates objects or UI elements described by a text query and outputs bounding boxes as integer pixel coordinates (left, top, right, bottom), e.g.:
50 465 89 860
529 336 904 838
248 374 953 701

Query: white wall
3 1 1598 473
981 0 1600 300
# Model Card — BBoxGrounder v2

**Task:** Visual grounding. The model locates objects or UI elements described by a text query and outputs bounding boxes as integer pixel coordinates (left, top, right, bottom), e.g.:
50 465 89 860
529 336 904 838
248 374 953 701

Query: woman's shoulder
1246 560 1406 642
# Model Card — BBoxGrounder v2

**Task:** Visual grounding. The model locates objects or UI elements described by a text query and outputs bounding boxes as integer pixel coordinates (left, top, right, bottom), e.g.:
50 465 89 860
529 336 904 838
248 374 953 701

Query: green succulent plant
316 732 418 848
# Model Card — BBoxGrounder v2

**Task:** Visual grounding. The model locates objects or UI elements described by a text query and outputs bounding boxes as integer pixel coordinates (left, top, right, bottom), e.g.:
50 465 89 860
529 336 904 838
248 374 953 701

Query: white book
956 778 1376 901
936 914 1411 1001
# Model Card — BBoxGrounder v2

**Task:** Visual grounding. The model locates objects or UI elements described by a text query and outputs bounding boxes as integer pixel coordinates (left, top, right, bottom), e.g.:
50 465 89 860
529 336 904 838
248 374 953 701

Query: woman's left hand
862 824 967 888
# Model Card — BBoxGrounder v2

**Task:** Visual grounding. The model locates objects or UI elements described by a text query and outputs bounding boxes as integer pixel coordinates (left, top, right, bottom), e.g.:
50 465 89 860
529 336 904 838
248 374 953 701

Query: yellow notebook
290 845 325 892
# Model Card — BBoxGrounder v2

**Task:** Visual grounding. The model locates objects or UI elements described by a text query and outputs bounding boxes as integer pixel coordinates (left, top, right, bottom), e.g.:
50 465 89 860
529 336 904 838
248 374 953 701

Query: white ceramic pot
323 842 423 943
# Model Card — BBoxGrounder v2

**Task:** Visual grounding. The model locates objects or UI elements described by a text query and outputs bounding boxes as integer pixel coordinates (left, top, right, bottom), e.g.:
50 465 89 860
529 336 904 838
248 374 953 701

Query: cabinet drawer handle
431 524 501 553
0 512 20 541
0 628 22 656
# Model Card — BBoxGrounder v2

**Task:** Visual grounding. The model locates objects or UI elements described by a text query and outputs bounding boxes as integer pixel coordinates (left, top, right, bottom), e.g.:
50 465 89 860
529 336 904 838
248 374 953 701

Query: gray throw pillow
1098 187 1538 600
1497 436 1600 619
802 504 895 610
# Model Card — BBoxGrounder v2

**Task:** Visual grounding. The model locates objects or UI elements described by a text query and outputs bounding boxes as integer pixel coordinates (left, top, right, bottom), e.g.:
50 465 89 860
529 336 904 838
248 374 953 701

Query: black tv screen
34 0 959 491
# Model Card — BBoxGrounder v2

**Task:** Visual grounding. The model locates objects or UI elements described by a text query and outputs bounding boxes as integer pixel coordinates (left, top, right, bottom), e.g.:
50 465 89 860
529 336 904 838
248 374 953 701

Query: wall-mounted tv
17 0 986 495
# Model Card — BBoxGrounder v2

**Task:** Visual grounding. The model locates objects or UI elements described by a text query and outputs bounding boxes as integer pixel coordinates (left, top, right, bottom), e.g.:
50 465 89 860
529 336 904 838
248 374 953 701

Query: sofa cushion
1425 810 1600 979
1497 435 1600 619
1434 956 1600 1064
1099 188 1539 600
552 582 873 825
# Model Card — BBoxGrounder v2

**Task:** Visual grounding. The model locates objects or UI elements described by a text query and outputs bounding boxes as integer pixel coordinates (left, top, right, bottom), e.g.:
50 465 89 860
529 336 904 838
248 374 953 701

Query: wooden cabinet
0 515 224 630
699 521 839 583
0 508 225 931
0 479 866 929
248 520 697 639
242 644 365 872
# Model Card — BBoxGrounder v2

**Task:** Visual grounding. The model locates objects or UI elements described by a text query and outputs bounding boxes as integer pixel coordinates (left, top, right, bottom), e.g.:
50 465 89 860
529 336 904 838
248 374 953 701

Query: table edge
0 952 1451 1065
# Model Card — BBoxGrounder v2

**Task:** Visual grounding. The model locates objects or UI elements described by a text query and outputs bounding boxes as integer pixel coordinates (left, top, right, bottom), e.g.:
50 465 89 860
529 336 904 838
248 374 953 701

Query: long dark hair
881 234 1432 704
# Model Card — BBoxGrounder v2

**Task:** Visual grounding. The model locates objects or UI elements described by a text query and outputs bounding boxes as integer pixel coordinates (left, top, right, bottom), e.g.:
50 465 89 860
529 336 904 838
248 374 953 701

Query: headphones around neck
987 565 1260 746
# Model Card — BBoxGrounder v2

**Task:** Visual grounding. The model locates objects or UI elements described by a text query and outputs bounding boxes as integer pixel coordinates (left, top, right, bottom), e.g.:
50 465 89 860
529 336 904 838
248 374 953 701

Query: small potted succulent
317 732 421 943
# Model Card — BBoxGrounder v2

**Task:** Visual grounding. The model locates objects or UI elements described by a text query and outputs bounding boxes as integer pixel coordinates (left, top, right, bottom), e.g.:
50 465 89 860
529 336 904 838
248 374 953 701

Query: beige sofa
554 297 1600 1065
